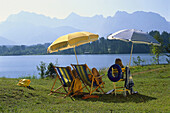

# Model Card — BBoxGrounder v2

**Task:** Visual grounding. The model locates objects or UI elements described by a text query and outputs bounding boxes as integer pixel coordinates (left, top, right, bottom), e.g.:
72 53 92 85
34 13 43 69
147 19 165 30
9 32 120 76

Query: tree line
0 31 169 56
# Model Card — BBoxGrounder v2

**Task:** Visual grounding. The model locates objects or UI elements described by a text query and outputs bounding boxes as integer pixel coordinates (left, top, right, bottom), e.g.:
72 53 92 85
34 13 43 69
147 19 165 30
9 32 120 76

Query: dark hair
115 58 124 67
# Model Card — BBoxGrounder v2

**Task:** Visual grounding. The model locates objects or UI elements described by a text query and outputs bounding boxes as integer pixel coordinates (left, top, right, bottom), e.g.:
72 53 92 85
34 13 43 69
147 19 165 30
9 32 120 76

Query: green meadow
0 64 170 113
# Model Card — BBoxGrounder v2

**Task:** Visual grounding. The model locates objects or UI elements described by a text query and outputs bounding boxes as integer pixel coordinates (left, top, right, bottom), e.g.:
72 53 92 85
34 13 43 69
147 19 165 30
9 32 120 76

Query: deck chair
49 66 81 98
109 65 131 96
71 64 105 95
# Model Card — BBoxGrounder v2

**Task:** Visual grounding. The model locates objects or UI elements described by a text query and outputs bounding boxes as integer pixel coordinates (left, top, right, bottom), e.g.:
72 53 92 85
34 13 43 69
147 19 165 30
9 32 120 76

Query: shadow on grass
27 86 35 90
74 93 157 103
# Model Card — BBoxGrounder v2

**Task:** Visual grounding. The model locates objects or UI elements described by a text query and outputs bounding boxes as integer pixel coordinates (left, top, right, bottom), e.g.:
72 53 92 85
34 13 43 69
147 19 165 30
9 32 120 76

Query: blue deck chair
49 66 77 99
71 64 105 95
107 64 131 96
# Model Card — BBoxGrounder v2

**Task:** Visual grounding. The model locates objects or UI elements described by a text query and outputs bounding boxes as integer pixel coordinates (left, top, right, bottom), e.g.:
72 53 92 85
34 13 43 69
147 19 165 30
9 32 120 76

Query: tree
37 61 46 79
133 56 145 66
150 31 163 64
45 62 56 78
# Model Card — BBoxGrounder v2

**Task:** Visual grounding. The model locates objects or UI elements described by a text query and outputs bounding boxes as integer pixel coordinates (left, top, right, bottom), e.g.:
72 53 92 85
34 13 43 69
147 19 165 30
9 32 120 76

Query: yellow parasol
47 31 99 64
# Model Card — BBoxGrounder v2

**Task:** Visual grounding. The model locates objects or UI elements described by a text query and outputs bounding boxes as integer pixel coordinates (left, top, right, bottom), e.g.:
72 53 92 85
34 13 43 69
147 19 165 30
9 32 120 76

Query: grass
0 64 170 112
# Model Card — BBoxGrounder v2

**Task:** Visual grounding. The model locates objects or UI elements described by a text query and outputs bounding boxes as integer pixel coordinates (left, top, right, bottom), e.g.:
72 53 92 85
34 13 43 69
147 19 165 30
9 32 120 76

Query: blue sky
0 0 170 22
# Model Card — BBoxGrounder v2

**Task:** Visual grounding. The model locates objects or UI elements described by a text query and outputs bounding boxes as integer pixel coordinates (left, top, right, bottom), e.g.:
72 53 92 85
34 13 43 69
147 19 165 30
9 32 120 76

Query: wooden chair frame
112 67 130 96
49 66 84 99
71 64 105 95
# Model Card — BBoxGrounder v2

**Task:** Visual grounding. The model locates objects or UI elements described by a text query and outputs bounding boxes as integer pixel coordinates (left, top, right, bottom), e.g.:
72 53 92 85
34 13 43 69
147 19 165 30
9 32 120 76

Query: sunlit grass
0 64 169 112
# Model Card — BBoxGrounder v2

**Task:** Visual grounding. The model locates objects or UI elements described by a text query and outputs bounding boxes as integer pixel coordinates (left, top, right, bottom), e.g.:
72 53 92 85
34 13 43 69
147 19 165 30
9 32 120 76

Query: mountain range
0 11 169 45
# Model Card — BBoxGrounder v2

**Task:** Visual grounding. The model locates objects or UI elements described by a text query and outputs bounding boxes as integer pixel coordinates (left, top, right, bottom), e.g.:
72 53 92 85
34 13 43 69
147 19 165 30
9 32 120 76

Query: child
115 58 124 79
115 58 124 68
115 58 138 94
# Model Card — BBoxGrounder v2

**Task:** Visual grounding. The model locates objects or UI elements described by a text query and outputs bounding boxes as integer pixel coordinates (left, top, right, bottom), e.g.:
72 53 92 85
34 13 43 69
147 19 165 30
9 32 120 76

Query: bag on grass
72 78 83 93
17 79 31 87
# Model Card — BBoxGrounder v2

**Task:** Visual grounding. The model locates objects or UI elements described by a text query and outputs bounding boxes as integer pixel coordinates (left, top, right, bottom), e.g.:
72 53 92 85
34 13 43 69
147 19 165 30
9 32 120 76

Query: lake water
0 54 168 78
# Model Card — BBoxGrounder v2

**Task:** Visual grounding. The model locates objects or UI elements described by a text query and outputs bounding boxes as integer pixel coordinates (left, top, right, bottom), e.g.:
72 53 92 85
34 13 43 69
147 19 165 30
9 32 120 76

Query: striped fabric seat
72 64 98 86
56 67 74 87
71 64 105 95
73 64 91 85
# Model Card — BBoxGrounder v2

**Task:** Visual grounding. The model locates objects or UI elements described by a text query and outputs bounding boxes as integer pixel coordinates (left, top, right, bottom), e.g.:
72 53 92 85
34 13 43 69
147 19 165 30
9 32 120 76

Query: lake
0 54 168 78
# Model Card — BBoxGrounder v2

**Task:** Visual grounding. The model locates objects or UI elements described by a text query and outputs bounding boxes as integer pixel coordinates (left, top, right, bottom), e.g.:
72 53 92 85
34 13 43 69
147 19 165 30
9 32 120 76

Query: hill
0 11 169 45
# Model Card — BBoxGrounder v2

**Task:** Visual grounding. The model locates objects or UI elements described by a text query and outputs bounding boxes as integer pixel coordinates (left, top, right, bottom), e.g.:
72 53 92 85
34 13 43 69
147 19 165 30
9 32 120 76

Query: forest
0 31 169 56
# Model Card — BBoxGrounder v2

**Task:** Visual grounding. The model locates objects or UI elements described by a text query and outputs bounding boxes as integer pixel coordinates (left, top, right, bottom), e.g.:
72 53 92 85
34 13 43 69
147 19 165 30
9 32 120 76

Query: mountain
5 11 59 27
60 12 106 33
0 18 80 45
100 11 170 36
0 36 16 45
0 11 169 45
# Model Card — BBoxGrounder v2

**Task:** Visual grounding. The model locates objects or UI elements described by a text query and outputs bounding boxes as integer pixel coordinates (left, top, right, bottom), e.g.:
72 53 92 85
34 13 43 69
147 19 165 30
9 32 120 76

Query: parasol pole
74 46 79 64
129 42 134 66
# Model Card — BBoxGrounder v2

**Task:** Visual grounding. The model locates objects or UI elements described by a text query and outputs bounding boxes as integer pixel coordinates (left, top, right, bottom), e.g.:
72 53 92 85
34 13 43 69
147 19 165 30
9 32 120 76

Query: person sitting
92 68 103 83
115 58 124 68
84 67 104 91
115 58 124 79
115 58 137 94
71 69 83 94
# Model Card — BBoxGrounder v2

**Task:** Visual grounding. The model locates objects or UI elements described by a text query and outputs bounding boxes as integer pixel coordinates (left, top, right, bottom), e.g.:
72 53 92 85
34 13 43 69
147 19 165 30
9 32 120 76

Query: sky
0 0 170 22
